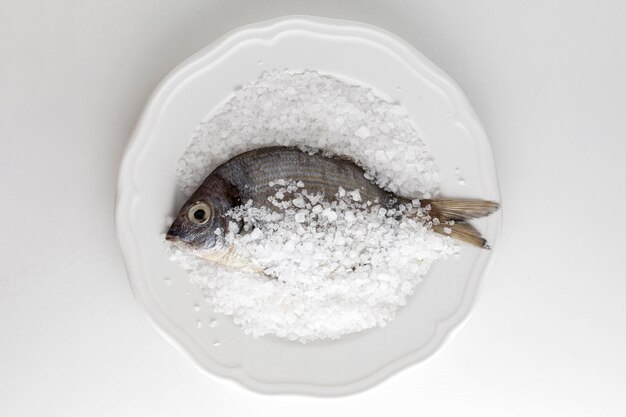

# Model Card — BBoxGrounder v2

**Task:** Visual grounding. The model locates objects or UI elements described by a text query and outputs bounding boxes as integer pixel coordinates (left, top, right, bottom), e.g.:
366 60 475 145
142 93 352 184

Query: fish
166 146 500 265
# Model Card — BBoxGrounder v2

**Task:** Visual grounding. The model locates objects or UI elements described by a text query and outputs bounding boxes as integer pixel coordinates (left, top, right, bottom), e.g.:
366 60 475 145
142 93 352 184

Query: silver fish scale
214 146 401 208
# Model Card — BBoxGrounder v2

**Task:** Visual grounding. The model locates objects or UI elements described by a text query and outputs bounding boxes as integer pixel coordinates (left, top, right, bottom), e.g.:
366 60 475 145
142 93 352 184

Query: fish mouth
165 232 199 253
165 232 188 248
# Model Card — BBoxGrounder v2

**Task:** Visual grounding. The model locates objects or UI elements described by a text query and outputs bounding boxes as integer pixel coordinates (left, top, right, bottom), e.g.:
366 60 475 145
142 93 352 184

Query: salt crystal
283 240 295 252
248 228 263 241
350 189 362 201
294 211 307 223
322 208 338 222
354 125 371 138
228 221 240 234
292 197 306 208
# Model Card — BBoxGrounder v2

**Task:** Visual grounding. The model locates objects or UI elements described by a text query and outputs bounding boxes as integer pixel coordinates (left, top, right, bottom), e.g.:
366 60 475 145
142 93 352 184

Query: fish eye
187 201 212 225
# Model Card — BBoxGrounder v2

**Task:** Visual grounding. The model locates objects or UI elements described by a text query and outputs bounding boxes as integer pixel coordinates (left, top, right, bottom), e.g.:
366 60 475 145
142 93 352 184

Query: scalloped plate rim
115 15 501 396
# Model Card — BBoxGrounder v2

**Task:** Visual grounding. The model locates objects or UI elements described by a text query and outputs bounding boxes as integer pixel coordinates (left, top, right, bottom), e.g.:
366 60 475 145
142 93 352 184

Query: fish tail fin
432 221 491 250
421 199 500 249
421 199 500 221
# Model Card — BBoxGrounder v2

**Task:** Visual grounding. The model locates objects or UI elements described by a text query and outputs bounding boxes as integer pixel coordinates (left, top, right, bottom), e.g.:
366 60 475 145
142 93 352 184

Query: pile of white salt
167 70 458 342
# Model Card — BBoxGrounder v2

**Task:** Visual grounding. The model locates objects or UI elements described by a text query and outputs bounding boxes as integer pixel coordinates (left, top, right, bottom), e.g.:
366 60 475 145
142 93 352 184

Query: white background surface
1 1 625 415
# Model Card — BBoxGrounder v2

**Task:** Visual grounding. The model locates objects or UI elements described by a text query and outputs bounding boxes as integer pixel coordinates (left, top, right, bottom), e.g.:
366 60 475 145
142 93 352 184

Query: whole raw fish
166 146 499 264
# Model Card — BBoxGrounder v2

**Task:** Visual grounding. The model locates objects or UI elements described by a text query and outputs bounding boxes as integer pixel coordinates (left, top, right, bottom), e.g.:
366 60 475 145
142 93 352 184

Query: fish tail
421 199 500 249
421 199 500 221
432 221 491 249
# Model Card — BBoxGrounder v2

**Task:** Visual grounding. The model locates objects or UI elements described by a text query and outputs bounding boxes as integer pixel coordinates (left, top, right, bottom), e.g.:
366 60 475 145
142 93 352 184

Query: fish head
166 174 240 254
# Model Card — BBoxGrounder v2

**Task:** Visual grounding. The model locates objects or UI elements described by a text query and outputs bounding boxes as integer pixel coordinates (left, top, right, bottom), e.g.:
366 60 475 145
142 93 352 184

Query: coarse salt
168 70 456 343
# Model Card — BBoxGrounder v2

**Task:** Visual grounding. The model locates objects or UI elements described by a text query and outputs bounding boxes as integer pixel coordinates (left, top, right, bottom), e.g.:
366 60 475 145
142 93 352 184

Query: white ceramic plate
116 15 501 396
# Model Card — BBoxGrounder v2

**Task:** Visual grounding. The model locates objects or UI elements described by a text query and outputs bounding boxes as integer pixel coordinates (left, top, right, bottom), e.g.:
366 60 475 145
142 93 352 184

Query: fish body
213 146 401 208
166 146 499 260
